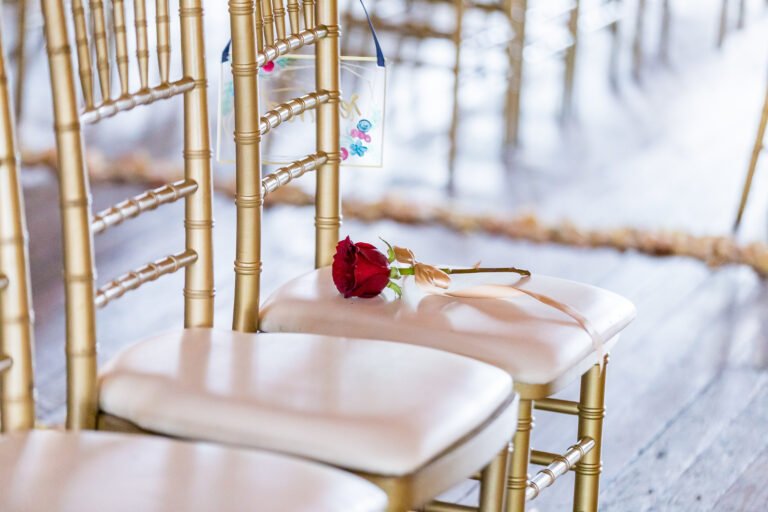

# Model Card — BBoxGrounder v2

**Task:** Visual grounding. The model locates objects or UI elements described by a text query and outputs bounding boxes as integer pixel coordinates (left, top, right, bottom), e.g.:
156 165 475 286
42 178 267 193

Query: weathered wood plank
659 376 768 509
601 371 768 511
712 444 768 511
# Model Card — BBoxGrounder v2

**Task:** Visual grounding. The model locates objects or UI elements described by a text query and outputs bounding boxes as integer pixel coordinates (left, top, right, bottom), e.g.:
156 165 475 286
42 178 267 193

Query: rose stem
396 267 531 277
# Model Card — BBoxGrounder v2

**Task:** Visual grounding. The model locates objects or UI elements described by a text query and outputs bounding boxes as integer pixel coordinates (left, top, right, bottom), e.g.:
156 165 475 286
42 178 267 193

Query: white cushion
261 268 636 385
99 329 514 476
0 430 387 512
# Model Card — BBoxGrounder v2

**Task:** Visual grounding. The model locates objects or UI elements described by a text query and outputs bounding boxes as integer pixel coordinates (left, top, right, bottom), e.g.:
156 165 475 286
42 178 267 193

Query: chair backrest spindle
287 0 300 34
313 0 341 267
272 0 288 39
157 0 172 84
303 0 316 28
261 0 277 46
112 0 131 97
90 0 112 101
229 0 340 331
134 0 151 90
70 0 95 108
0 25 36 432
41 0 214 429
229 0 263 333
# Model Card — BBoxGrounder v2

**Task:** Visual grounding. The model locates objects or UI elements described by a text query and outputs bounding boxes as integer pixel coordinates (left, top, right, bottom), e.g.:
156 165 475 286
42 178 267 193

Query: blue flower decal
356 119 372 133
350 141 368 157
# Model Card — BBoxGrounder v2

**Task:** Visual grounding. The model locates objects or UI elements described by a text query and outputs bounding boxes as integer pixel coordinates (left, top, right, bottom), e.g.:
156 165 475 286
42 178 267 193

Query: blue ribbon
221 39 231 63
221 0 385 67
357 0 385 67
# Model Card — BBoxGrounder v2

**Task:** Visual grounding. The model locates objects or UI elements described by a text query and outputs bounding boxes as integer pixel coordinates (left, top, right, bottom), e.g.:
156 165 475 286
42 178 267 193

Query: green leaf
386 281 403 298
379 237 396 263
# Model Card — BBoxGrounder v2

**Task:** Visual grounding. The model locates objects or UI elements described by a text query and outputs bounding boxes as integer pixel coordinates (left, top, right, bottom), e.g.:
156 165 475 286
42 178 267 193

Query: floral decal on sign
259 57 289 77
341 119 374 161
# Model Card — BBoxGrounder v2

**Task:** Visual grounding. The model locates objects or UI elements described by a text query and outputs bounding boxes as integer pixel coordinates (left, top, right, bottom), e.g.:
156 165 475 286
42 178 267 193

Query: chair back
40 0 213 429
228 0 341 332
0 23 36 432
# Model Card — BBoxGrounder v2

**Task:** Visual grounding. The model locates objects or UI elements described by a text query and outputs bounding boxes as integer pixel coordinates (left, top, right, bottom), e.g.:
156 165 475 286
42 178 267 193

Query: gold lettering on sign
340 94 362 119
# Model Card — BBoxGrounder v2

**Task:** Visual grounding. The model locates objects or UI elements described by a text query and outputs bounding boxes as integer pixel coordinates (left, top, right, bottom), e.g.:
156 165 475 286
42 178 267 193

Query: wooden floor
9 0 768 510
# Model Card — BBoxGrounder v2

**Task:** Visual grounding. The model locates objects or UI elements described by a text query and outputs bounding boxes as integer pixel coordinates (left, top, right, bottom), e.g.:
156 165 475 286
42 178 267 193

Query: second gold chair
39 0 518 510
0 19 388 510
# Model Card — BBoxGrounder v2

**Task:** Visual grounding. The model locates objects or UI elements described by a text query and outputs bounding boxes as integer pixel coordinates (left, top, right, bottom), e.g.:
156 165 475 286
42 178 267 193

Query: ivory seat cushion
99 329 514 476
0 430 387 512
260 268 637 385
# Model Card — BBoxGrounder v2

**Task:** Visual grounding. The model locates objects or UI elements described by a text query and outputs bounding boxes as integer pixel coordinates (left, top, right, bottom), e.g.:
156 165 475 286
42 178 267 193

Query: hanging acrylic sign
216 0 387 168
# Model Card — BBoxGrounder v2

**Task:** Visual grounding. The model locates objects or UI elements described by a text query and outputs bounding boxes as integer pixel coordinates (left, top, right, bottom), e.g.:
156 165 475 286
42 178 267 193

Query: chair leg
632 0 646 82
573 358 608 512
479 447 509 512
608 0 621 90
506 399 532 512
717 0 728 48
13 0 27 123
562 0 579 120
447 0 464 194
733 85 768 232
505 0 526 148
737 0 746 30
659 0 671 64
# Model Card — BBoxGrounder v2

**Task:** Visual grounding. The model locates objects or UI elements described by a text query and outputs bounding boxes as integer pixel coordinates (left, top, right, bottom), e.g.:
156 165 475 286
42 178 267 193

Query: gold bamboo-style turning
229 0 339 326
507 399 533 512
12 0 28 122
261 0 277 45
257 26 329 67
80 78 195 124
92 180 198 234
526 437 595 501
94 250 198 308
134 0 150 90
0 33 36 431
313 0 341 267
573 359 608 511
287 0 301 33
70 0 95 108
262 152 328 196
41 0 214 428
534 397 579 415
273 0 288 39
230 0 263 333
255 0 266 51
303 0 316 28
259 90 331 135
157 0 171 83
91 0 112 101
112 0 131 97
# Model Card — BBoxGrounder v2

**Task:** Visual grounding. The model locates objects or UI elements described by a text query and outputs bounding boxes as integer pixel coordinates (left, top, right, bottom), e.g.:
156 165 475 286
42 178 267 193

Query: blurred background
3 0 768 509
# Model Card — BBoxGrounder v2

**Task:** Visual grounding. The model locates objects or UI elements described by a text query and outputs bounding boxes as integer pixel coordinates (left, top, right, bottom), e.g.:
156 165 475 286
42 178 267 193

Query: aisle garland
21 148 768 277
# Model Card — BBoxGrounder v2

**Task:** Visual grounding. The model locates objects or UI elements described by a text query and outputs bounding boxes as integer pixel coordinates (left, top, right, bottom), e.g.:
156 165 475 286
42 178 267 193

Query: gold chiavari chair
260 8 636 510
0 20 390 510
40 0 519 510
733 76 768 232
344 0 621 190
632 0 671 80
718 0 750 48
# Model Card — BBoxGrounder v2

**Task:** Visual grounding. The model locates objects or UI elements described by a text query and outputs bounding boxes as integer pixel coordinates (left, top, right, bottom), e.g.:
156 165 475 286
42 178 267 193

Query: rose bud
332 236 392 298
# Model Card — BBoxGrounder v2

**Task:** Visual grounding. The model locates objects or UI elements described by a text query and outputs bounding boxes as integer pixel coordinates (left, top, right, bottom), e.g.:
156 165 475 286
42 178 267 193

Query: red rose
332 237 391 298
